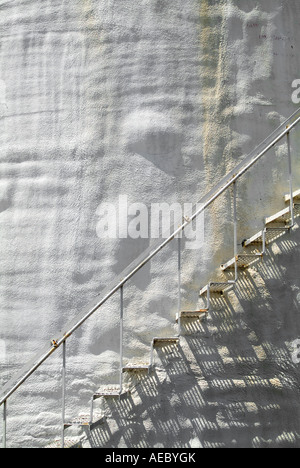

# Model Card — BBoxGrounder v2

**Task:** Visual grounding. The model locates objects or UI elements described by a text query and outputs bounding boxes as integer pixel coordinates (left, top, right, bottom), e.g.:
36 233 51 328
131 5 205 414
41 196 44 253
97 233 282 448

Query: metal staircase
200 190 300 307
1 108 300 448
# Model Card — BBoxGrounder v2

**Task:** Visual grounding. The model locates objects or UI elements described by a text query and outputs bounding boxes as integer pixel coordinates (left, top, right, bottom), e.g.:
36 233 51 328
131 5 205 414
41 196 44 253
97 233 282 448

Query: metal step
93 387 121 399
242 204 300 248
199 282 234 296
46 438 82 449
266 203 300 225
284 188 300 202
265 206 292 225
122 364 150 373
152 337 180 345
176 309 209 321
243 227 290 247
221 254 263 271
64 415 91 429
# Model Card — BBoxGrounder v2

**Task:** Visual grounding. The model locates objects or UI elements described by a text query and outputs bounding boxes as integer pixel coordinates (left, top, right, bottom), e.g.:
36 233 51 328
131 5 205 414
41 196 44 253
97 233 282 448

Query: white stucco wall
1 0 300 448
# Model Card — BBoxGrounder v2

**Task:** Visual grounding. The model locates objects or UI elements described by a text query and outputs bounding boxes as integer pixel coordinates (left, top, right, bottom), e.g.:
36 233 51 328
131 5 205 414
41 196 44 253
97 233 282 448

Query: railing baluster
287 132 295 227
207 283 211 310
61 341 66 449
178 236 182 335
2 399 6 449
233 182 238 282
120 286 124 396
262 228 267 255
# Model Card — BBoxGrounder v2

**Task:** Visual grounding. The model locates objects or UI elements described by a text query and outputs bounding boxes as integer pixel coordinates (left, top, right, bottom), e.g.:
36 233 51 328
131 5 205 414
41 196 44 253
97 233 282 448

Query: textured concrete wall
1 0 300 448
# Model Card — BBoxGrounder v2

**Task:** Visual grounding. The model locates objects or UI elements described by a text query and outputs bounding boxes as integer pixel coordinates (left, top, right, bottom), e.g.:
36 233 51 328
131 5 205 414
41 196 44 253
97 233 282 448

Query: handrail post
61 341 66 449
178 236 182 335
233 182 238 282
2 400 6 449
262 228 267 255
207 283 211 310
150 339 154 368
287 132 295 227
120 286 124 396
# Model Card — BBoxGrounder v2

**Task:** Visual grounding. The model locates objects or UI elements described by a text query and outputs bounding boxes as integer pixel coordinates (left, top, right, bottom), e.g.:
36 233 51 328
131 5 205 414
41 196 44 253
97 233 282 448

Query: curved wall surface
1 0 300 448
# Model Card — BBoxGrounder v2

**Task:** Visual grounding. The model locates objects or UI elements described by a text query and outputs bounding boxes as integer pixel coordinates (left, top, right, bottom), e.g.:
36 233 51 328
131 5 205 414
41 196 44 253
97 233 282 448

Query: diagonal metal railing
1 107 300 448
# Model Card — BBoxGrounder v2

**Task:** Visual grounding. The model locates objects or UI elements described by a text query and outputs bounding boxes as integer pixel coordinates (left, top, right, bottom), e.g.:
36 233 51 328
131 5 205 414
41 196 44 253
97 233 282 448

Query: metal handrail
1 107 300 439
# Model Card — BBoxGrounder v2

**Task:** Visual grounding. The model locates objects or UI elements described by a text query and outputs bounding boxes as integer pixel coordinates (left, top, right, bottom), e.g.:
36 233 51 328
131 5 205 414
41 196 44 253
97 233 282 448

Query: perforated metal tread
122 364 150 372
46 438 82 449
221 254 263 271
242 204 300 248
199 282 234 296
176 309 209 321
152 337 180 345
265 206 292 225
93 386 122 398
265 203 300 224
243 227 290 247
64 415 91 429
